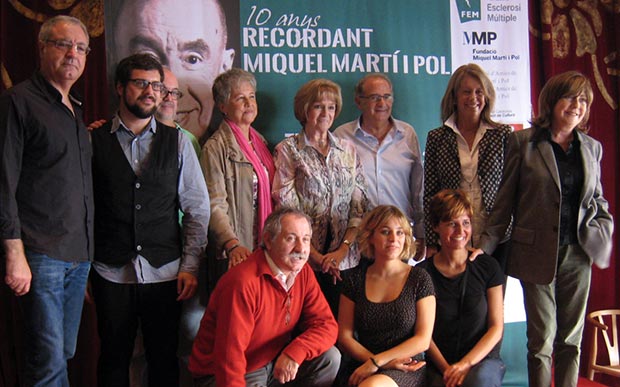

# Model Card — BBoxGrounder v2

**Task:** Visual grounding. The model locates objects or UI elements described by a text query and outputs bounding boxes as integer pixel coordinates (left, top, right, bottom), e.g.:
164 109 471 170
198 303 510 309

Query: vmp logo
456 0 481 23
463 31 497 45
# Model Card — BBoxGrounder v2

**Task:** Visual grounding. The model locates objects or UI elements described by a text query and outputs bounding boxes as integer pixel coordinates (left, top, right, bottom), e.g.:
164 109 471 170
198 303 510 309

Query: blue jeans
18 252 90 387
428 357 506 387
461 358 506 387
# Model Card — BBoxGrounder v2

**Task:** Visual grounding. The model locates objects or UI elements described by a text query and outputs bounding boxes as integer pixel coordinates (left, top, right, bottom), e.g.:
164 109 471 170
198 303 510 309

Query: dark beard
124 93 157 119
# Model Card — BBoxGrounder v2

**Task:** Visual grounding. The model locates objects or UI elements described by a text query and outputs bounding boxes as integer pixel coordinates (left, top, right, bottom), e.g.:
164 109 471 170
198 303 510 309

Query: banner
240 1 452 146
104 0 530 324
104 0 530 148
451 0 531 131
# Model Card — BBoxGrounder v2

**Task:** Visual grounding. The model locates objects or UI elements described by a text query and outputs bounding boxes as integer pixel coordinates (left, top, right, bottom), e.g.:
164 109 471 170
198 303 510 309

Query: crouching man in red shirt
189 207 340 387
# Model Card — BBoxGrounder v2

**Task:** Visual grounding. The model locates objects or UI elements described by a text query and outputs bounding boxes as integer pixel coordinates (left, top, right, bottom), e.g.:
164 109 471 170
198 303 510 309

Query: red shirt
188 249 337 387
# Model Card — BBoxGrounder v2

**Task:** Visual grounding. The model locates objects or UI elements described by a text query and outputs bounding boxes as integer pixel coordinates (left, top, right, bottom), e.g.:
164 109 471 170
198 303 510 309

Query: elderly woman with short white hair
201 68 275 289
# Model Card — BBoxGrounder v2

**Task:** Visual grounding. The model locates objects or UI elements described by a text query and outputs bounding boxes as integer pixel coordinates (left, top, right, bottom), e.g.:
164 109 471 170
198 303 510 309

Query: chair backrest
587 309 620 367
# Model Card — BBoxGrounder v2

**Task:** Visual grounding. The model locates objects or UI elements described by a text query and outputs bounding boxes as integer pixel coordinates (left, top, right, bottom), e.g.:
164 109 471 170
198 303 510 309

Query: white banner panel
451 0 531 130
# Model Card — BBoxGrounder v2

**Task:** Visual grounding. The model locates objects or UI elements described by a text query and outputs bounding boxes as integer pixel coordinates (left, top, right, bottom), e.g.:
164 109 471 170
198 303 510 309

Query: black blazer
424 123 513 247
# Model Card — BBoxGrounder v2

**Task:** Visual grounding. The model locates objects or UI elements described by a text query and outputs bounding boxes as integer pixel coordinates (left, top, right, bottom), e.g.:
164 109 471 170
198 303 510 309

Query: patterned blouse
423 118 513 248
272 130 370 270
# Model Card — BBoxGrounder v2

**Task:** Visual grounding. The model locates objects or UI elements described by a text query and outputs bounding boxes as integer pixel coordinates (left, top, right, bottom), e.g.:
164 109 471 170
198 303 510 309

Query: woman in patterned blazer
423 63 512 271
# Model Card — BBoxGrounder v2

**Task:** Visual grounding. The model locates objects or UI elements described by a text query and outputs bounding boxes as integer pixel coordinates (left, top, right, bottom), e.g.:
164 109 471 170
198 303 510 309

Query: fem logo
456 0 481 23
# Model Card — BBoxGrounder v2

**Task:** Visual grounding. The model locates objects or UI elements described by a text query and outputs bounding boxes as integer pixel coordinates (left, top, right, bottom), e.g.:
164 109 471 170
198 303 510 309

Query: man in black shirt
0 15 94 386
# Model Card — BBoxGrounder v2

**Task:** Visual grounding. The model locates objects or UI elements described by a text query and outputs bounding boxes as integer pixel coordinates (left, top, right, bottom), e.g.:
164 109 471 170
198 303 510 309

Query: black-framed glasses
44 39 91 55
359 94 393 102
163 88 184 100
127 79 166 92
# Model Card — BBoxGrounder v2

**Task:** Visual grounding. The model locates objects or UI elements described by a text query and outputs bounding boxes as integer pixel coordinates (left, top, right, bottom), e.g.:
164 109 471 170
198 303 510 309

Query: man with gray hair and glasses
0 15 93 386
334 73 426 260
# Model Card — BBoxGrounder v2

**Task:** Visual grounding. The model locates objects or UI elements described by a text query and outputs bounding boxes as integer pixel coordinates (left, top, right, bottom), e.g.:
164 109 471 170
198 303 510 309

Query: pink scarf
226 119 275 238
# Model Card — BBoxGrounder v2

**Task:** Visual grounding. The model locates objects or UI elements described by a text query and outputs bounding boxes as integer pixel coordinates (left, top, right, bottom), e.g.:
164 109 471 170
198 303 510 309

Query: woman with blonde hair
338 205 435 387
424 63 512 271
272 78 369 314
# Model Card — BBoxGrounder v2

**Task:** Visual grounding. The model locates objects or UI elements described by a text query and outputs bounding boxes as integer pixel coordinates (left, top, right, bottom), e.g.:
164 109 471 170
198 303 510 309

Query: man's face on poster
114 0 235 140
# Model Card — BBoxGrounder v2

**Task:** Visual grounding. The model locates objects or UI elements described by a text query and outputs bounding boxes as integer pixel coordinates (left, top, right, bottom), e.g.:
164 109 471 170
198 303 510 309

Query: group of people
0 14 614 387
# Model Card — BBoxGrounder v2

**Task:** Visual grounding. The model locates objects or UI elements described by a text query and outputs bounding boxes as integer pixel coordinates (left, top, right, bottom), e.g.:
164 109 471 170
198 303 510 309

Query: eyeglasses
358 94 393 103
127 79 166 92
163 88 184 100
43 39 91 55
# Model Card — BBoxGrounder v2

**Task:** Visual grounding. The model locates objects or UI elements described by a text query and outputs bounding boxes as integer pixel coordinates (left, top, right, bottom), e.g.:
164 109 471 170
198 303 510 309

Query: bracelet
370 357 382 370
226 243 241 255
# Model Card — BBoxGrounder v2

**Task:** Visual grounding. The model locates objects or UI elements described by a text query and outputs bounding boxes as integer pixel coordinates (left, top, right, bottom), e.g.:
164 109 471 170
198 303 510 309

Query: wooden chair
586 309 620 381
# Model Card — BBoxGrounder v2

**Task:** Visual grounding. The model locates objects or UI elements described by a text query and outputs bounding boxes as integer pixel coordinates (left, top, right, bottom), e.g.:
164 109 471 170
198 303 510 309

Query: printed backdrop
102 0 531 324
241 0 530 146
103 0 531 148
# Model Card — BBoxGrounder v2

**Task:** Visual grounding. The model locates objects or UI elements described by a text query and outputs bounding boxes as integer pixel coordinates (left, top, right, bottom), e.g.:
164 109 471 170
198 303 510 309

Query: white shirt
265 251 300 292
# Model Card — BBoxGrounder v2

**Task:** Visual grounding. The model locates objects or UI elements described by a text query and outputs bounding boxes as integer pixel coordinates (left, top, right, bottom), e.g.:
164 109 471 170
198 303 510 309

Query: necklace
462 169 478 190
310 135 328 149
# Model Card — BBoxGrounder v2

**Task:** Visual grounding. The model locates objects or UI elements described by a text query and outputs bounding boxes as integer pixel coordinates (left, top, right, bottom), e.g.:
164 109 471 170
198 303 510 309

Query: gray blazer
479 127 614 285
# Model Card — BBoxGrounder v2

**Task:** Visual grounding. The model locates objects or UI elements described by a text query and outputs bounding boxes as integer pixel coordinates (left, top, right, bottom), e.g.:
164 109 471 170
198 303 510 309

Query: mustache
139 95 156 103
288 253 308 260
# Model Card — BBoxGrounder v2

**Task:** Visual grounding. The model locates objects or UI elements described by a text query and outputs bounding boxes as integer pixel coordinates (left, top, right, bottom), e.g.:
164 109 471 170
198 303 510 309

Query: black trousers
91 270 181 387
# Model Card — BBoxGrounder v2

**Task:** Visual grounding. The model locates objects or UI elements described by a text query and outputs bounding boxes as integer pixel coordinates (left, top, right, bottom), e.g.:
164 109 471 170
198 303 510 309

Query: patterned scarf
226 118 275 238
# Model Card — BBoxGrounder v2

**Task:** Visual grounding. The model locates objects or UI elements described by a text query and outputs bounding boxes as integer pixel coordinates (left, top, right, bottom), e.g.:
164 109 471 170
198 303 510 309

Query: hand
383 357 426 373
348 358 379 386
228 245 251 269
321 249 346 273
176 272 198 301
328 267 343 284
273 353 299 384
443 360 472 387
4 242 31 296
413 238 426 261
322 251 345 285
87 119 107 131
468 248 485 261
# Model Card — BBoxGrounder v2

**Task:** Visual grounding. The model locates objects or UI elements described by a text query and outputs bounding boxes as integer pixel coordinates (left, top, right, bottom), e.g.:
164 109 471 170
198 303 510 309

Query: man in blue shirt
334 73 425 260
